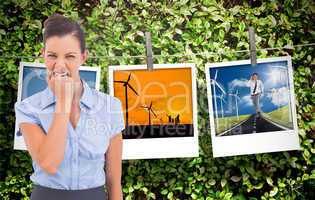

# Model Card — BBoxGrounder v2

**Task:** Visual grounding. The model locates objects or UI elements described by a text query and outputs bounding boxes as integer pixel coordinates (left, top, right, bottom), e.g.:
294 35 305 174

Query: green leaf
239 22 246 32
266 177 274 186
161 189 168 195
221 179 227 188
270 187 279 197
167 191 173 199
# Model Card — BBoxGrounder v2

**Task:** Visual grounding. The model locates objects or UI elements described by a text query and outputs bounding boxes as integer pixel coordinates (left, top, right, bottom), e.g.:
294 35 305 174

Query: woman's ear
81 49 89 64
41 48 45 58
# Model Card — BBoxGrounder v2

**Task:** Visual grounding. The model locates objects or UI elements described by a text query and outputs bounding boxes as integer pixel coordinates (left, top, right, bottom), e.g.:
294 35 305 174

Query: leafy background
0 0 314 199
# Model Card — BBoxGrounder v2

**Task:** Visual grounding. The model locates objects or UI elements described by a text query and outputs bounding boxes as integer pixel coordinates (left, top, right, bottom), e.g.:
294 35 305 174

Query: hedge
0 0 314 199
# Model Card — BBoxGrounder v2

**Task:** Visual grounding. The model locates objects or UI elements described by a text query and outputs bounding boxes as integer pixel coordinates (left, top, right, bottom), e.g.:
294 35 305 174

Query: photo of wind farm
109 64 198 159
111 67 195 139
206 57 300 157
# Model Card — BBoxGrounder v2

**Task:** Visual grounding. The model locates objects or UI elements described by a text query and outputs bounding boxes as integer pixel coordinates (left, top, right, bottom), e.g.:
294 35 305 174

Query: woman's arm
105 133 123 200
20 75 74 175
20 100 71 175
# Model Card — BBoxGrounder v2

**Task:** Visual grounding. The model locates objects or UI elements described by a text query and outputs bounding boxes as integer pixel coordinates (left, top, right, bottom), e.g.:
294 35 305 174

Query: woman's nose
53 59 69 73
54 67 68 73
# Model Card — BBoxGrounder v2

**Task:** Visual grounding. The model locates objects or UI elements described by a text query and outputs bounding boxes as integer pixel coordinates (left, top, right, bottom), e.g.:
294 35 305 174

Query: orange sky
113 67 193 126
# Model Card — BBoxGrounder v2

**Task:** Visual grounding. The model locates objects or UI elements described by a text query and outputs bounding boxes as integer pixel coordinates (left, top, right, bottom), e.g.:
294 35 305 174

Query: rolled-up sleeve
110 97 125 138
14 101 40 136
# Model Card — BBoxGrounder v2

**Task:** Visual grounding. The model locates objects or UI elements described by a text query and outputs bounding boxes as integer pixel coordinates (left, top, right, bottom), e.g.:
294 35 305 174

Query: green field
263 105 294 129
215 114 250 135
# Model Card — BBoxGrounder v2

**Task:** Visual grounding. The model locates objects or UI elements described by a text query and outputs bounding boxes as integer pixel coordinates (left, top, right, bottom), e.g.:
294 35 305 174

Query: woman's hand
47 71 75 113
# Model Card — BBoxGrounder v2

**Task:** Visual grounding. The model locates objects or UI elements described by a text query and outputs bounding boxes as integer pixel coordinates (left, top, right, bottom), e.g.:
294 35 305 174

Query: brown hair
43 13 86 52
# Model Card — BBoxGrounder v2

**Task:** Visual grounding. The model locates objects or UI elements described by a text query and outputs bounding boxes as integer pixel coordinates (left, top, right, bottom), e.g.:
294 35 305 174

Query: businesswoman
14 13 124 200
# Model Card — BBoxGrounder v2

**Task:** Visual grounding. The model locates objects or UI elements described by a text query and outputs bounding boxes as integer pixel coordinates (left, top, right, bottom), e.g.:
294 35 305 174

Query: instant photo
205 56 300 157
109 64 198 159
14 62 101 150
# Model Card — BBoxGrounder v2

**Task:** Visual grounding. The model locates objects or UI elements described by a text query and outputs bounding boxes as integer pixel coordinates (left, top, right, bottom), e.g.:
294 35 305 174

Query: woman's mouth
53 71 70 77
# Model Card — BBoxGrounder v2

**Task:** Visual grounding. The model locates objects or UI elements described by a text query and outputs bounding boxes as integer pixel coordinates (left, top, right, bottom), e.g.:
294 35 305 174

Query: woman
14 13 124 200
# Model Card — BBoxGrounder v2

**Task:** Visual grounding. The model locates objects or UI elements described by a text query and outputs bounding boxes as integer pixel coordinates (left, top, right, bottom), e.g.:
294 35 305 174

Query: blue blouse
14 79 125 190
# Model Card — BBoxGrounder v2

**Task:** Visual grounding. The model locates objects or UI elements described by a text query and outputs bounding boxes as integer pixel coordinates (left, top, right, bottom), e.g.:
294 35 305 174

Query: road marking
253 116 257 133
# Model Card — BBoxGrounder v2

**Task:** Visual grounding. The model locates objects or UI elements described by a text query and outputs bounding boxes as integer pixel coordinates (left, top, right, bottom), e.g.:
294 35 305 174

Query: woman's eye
66 55 75 59
48 54 56 58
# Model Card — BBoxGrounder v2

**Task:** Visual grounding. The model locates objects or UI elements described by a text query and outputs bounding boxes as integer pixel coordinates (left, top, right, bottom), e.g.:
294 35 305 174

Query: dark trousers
30 184 108 200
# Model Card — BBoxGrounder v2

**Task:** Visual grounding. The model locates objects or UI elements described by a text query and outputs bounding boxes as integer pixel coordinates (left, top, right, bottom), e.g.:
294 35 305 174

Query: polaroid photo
205 56 300 157
14 62 101 150
108 63 198 159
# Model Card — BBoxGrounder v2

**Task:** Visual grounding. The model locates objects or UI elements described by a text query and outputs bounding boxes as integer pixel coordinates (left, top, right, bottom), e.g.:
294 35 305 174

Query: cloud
229 78 248 90
266 87 289 106
241 95 253 107
263 65 289 89
240 94 264 108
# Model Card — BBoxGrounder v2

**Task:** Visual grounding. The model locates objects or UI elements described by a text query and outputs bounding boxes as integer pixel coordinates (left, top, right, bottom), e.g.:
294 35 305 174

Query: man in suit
248 73 264 118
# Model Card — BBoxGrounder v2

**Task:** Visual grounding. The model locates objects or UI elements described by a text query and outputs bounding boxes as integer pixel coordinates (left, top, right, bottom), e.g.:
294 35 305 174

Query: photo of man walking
248 73 264 118
205 57 299 157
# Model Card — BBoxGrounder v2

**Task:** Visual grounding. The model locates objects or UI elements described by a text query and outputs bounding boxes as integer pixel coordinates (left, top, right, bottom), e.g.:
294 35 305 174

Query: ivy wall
0 0 314 199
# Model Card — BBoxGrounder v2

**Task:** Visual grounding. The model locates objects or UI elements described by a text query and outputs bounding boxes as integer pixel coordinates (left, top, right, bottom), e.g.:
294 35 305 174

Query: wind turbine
269 66 292 122
219 93 226 118
278 68 292 122
211 70 226 126
270 88 280 110
114 73 139 128
229 90 240 120
141 101 158 126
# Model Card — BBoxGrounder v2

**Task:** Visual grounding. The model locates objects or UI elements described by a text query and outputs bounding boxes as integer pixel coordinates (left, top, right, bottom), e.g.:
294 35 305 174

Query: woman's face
42 34 88 82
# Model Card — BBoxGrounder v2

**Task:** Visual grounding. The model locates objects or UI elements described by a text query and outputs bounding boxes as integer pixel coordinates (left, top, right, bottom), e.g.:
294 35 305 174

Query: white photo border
108 63 199 160
205 56 300 157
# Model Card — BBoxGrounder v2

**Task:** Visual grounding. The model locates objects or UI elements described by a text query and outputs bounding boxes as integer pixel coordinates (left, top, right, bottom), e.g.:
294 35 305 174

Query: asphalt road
221 114 284 136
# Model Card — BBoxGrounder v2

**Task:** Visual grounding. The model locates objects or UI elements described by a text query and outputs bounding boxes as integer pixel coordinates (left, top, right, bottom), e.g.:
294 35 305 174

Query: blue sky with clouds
209 60 292 117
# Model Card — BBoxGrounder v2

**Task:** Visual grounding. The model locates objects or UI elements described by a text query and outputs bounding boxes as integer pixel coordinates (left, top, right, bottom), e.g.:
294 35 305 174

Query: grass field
215 114 250 135
263 105 293 129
